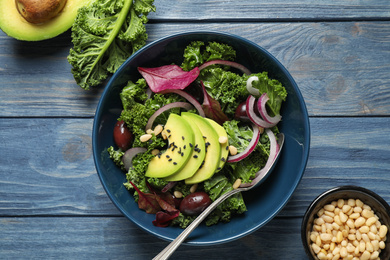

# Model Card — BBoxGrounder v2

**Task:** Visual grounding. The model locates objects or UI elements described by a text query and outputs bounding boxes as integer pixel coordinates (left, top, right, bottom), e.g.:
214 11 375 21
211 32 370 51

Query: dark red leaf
138 65 200 93
153 210 180 227
128 181 161 214
200 81 229 125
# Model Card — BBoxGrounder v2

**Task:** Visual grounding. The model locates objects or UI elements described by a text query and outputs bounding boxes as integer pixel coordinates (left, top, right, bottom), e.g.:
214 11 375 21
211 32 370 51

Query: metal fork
153 133 285 260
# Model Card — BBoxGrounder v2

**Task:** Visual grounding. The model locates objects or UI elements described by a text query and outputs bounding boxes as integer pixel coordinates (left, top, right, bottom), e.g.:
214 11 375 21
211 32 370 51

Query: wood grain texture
1 22 389 117
1 117 389 217
1 1 390 258
149 0 390 20
0 216 306 259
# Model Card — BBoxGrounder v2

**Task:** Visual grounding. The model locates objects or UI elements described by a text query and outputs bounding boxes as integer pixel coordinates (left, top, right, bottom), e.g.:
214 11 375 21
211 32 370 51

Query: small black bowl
301 186 390 260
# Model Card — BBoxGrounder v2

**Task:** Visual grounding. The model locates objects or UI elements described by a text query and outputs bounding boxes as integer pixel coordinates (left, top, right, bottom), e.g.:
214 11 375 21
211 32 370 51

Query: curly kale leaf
181 41 236 71
68 0 155 90
203 173 247 226
248 72 287 116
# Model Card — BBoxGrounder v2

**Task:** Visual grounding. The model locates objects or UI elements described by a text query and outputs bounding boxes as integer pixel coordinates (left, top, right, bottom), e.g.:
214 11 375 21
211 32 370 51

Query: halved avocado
164 116 206 182
145 114 195 179
182 112 221 184
0 0 90 41
206 118 229 172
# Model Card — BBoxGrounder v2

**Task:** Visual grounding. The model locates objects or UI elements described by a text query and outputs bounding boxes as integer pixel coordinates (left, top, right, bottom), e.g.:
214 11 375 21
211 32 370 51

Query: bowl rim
301 185 390 259
93 30 311 245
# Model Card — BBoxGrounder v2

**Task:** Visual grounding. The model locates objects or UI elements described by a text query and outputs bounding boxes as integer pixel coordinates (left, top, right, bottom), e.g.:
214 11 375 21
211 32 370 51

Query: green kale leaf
199 67 248 118
181 41 236 71
248 72 287 116
68 0 155 90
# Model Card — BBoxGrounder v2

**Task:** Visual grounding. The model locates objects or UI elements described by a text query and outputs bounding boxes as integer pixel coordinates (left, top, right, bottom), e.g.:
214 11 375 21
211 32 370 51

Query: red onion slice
227 123 260 163
199 60 251 75
159 89 205 117
145 102 194 131
246 95 276 128
161 181 177 193
258 93 282 125
240 128 278 188
246 76 260 96
122 147 147 171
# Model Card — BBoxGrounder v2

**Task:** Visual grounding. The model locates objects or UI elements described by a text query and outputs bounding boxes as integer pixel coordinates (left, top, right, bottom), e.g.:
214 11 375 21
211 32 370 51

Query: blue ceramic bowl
93 31 310 245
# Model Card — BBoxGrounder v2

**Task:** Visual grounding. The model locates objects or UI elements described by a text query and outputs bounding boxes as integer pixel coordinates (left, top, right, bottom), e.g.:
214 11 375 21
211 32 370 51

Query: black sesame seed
221 157 226 162
166 155 170 158
226 146 229 150
189 143 193 148
193 155 198 158
203 136 206 139
173 162 177 165
181 153 184 156
167 129 171 133
217 167 221 171
183 145 186 149
182 136 185 140
168 158 172 162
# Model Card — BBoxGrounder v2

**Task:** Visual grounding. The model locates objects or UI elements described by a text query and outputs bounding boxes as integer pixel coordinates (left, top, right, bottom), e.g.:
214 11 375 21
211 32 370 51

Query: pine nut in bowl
301 186 390 260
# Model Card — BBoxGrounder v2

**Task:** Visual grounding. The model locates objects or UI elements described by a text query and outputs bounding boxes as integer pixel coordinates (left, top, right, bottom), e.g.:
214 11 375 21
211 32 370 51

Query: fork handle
153 188 241 260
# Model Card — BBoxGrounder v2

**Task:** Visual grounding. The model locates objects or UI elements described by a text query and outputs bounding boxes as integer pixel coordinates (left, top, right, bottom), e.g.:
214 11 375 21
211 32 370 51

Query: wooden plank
0 216 307 259
1 21 390 117
1 117 390 217
149 0 390 20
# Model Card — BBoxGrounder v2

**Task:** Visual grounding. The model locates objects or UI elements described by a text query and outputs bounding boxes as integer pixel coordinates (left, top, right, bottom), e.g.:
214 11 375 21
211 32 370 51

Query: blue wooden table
1 1 390 259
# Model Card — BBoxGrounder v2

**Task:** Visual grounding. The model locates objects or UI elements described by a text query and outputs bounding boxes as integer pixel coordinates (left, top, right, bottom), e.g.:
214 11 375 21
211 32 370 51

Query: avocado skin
182 112 222 184
145 113 195 179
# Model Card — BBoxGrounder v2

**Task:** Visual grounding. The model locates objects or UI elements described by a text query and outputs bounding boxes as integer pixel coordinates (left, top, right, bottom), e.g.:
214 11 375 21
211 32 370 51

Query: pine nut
233 178 241 189
154 124 163 136
362 209 374 219
359 226 370 234
190 184 198 193
151 149 160 156
218 136 228 144
349 212 360 219
360 251 371 260
355 217 366 228
324 204 335 211
173 191 183 199
379 225 388 238
228 145 237 155
140 134 152 142
347 199 356 207
337 199 345 208
343 205 352 213
340 212 348 223
379 241 385 249
161 131 168 139
312 243 321 254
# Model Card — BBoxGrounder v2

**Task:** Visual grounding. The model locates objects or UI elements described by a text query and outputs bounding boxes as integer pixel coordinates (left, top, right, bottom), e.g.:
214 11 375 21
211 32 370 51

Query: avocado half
0 0 90 41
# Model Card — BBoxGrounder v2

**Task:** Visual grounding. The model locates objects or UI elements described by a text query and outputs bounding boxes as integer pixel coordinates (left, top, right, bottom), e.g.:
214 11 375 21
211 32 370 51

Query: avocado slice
182 112 221 184
0 0 90 41
164 116 206 182
145 113 195 179
206 118 229 172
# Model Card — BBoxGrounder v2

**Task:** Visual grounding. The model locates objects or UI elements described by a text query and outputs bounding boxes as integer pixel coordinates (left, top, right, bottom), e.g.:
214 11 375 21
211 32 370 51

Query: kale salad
108 41 287 228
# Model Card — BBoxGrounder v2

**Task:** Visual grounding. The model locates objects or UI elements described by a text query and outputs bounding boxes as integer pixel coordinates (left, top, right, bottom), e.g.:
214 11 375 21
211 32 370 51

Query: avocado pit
15 0 67 24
